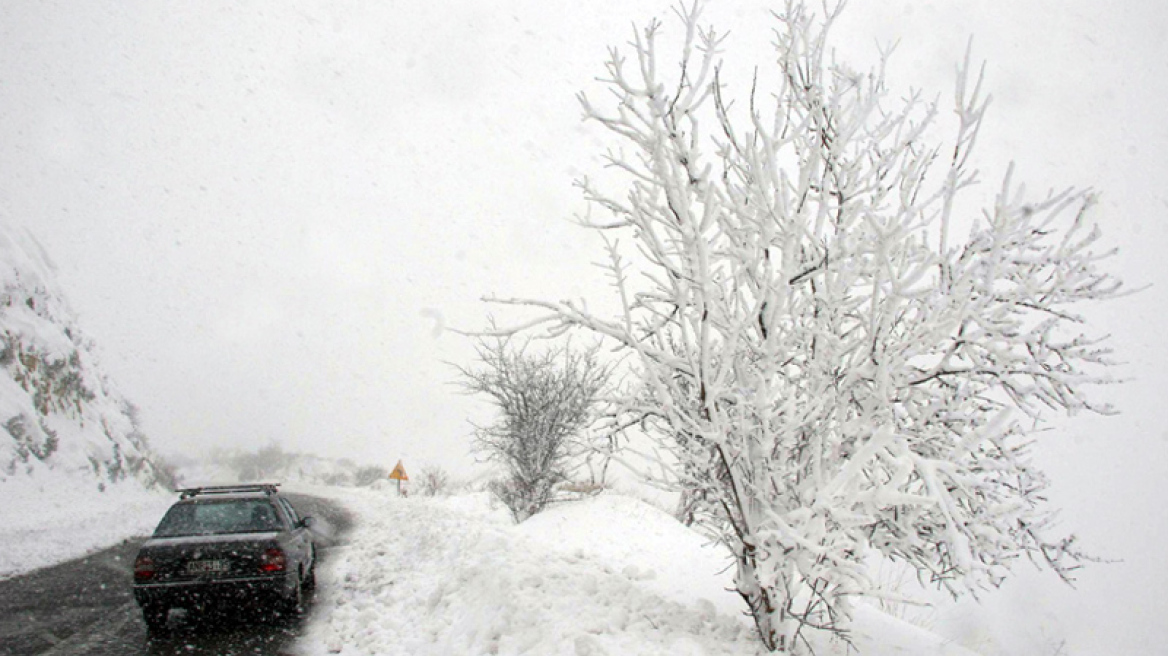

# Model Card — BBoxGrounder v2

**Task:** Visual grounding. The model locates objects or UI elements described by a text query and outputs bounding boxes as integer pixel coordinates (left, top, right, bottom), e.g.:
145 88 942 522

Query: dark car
132 483 316 634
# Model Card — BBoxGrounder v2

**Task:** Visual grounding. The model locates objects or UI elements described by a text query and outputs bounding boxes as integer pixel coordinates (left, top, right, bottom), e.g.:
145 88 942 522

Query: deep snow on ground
293 486 978 656
0 476 1061 655
0 470 171 579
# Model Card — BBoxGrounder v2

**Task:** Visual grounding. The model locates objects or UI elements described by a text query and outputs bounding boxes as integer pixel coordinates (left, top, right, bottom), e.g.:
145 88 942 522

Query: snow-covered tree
486 1 1123 651
418 465 452 497
457 336 610 522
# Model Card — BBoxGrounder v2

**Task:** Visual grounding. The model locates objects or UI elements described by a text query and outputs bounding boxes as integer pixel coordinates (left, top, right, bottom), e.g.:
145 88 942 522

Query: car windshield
153 499 282 537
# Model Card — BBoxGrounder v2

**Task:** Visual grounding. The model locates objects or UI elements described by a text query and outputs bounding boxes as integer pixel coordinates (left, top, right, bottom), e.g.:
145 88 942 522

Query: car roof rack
178 483 280 499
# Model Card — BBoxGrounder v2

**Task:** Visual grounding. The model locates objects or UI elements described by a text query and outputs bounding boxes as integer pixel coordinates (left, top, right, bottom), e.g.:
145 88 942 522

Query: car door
276 497 313 573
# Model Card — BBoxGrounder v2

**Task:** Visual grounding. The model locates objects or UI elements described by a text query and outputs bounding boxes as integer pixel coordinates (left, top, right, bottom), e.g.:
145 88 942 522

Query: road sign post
389 460 409 497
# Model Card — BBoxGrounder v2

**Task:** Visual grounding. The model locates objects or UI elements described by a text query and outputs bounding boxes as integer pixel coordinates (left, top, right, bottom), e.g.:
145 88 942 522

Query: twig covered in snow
455 335 612 522
484 0 1123 651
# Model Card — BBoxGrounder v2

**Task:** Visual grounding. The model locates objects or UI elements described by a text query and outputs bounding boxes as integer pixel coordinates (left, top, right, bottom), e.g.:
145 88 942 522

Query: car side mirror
299 516 316 529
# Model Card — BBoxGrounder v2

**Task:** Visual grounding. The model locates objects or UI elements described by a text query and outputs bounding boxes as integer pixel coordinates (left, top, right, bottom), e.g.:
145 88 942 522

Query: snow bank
295 488 981 656
0 468 172 578
519 493 744 618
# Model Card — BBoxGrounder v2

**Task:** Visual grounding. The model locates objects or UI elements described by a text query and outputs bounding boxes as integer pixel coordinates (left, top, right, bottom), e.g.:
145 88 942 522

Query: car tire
142 604 169 636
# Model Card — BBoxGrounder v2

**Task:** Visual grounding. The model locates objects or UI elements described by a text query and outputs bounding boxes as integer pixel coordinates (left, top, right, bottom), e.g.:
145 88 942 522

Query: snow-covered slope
0 221 173 576
296 487 980 656
0 471 173 578
0 222 170 486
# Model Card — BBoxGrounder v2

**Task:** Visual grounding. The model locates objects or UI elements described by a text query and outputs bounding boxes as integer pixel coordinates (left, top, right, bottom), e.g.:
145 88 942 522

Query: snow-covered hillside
0 222 173 576
169 445 396 489
296 487 979 656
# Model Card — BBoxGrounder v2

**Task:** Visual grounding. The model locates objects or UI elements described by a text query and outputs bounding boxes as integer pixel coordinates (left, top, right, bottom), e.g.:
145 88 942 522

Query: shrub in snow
457 336 611 522
418 464 451 497
354 465 391 487
485 1 1124 651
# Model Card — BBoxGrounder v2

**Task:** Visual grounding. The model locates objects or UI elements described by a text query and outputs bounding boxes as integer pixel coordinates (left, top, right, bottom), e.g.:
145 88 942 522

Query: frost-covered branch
455 336 611 522
480 0 1123 651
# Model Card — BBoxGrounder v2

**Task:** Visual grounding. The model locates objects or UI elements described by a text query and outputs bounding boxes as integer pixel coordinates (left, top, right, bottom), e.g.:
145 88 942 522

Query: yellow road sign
389 460 409 481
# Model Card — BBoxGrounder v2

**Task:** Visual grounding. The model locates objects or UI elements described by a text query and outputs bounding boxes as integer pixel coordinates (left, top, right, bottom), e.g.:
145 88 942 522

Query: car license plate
186 559 229 574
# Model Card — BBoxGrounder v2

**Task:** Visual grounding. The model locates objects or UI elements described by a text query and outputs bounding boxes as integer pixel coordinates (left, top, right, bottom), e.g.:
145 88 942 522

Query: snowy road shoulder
295 489 755 656
0 471 172 579
293 488 981 656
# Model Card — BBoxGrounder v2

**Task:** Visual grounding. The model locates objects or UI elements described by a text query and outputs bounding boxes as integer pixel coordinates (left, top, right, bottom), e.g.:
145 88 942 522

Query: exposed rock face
0 223 171 490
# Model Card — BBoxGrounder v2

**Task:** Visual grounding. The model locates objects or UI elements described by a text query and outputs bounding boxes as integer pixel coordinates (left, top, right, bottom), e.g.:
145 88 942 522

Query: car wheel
142 604 169 636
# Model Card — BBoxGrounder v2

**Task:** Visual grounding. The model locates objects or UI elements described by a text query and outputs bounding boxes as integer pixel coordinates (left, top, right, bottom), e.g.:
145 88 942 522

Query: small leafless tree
457 337 610 522
484 1 1124 651
418 465 451 497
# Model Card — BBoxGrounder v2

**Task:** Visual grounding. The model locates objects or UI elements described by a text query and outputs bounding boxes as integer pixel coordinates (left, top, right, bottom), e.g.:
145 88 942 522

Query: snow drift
295 487 980 656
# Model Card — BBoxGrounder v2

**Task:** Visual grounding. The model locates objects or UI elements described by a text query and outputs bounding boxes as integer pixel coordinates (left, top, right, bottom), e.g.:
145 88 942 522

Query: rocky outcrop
0 223 171 490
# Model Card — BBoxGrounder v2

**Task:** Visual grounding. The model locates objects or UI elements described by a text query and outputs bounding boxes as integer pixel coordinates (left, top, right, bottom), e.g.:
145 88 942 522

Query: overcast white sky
2 1 1166 652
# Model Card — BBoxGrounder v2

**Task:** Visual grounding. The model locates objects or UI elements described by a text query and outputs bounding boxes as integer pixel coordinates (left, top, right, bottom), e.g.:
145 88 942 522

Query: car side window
278 497 300 526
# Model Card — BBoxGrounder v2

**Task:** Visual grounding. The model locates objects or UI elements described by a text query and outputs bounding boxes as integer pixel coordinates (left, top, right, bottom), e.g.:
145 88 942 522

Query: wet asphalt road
0 494 352 656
